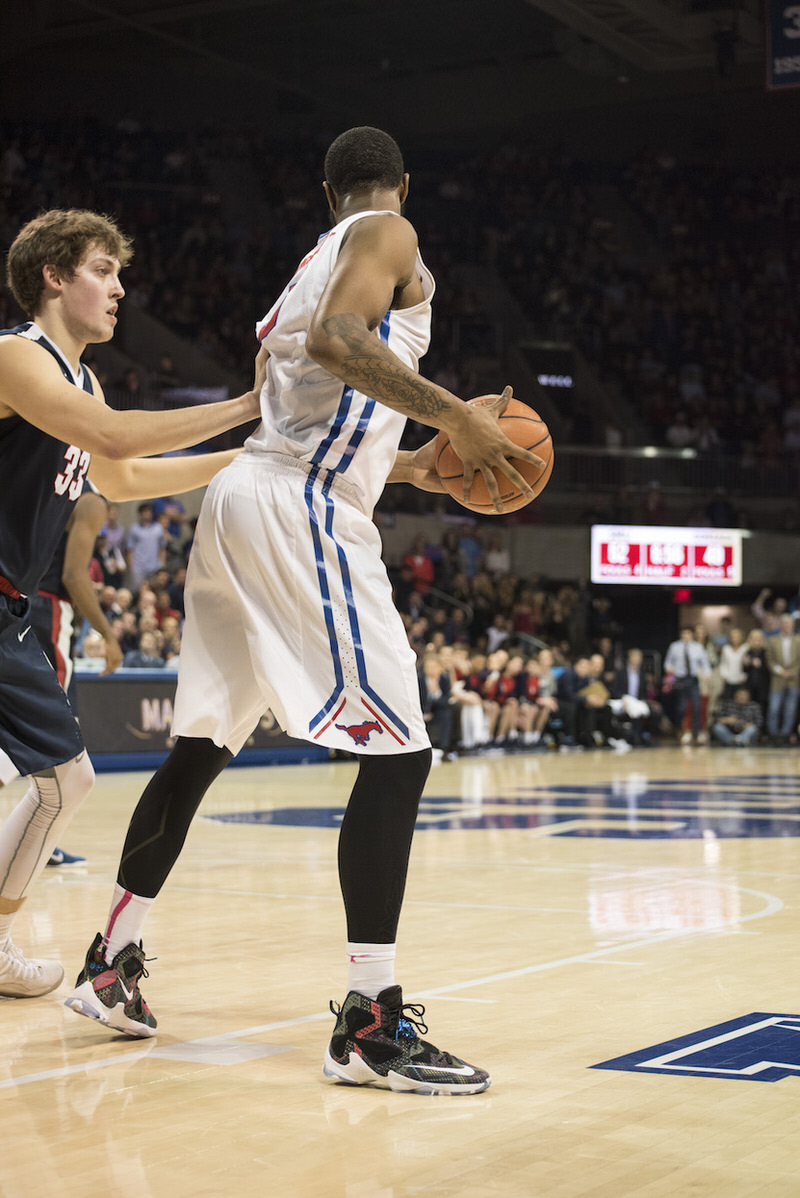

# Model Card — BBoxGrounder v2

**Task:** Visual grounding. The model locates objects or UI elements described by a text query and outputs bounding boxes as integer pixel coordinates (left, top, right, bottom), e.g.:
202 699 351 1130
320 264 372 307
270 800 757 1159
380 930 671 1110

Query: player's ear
399 173 410 204
322 180 337 217
42 263 63 292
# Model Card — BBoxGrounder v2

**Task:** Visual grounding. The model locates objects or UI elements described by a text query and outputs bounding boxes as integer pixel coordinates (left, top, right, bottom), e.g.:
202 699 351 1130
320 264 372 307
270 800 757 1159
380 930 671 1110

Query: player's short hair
6 208 133 315
324 127 404 196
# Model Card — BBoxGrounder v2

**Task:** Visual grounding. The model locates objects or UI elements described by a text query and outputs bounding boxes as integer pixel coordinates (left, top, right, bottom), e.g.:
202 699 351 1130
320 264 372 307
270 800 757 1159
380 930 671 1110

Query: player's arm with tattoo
307 215 542 505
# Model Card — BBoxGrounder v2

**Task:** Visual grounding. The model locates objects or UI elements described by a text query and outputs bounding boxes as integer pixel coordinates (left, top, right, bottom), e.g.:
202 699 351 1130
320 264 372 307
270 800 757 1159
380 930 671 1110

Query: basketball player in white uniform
67 128 541 1095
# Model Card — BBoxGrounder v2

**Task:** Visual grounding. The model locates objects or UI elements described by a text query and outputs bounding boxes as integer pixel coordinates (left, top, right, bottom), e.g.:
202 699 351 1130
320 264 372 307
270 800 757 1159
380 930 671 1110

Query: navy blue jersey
0 323 94 597
37 477 101 600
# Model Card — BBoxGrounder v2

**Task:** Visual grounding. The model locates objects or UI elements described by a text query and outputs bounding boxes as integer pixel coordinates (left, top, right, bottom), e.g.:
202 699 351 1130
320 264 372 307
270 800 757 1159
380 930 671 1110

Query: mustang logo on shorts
335 720 383 746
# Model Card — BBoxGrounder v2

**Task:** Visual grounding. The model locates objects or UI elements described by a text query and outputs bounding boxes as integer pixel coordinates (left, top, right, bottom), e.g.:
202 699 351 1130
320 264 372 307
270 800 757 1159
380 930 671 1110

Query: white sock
0 906 19 946
102 884 154 964
346 942 396 999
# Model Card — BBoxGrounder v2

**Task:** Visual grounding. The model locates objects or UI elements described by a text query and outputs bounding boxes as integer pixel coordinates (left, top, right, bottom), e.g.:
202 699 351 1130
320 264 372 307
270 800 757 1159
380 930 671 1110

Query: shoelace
395 1001 429 1041
1 941 45 979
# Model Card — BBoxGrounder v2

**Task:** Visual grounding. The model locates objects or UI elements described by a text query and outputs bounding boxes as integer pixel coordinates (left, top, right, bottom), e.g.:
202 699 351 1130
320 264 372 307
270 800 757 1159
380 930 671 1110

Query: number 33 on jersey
54 445 91 501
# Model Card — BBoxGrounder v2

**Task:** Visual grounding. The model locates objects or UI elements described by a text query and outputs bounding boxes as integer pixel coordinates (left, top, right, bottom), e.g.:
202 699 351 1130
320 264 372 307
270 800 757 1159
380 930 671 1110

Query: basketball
434 397 554 514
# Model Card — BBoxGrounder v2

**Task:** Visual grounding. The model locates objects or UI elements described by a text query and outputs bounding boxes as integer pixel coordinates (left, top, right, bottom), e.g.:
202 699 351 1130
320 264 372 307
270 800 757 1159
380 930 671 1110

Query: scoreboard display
591 525 742 587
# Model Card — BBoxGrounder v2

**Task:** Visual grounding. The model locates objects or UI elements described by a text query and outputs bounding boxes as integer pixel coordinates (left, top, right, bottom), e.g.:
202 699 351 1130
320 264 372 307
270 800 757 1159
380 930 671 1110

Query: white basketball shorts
172 453 430 757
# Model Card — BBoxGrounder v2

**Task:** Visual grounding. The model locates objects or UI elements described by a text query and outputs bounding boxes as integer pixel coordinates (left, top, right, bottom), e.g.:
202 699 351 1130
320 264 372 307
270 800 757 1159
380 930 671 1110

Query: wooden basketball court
2 744 799 1197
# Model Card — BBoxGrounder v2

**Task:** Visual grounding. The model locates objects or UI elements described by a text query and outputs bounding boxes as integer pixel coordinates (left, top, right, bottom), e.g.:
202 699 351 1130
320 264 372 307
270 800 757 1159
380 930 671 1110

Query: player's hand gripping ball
434 397 554 514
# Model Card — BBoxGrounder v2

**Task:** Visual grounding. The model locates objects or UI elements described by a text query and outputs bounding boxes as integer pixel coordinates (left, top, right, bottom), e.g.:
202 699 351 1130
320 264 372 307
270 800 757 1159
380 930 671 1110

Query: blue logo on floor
204 774 800 838
592 1013 800 1081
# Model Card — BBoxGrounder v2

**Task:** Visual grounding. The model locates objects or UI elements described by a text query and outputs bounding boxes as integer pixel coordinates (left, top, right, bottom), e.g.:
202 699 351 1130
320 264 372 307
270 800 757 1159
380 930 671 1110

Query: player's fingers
517 448 546 468
493 385 513 416
479 385 514 419
495 461 534 501
461 461 477 504
476 464 506 514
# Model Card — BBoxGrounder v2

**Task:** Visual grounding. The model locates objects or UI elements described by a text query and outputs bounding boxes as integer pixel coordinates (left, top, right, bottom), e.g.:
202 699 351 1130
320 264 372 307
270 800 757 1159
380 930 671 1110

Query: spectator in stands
457 524 483 579
705 487 737 528
167 567 188 618
126 503 166 592
765 613 800 744
663 627 712 745
742 627 770 716
694 621 721 740
751 588 787 636
555 657 586 750
402 533 436 595
448 607 471 645
94 529 127 585
719 627 748 700
152 495 187 539
117 611 141 655
418 652 454 761
114 366 147 407
122 630 166 669
491 655 526 746
407 617 430 660
512 587 542 637
484 535 510 578
481 649 511 744
73 631 110 674
640 480 667 525
710 686 763 748
665 410 695 449
486 613 511 655
156 511 187 575
517 656 550 748
713 616 732 649
609 647 659 746
435 529 463 590
100 502 127 561
156 354 181 391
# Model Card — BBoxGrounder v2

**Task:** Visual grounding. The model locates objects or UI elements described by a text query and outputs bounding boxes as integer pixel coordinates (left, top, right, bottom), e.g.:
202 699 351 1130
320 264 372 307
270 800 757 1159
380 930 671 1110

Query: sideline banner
74 672 327 767
766 1 800 89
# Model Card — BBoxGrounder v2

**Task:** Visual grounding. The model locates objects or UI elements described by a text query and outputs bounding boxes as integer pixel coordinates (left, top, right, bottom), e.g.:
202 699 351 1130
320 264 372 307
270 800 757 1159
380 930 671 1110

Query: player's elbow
305 321 337 371
88 423 129 460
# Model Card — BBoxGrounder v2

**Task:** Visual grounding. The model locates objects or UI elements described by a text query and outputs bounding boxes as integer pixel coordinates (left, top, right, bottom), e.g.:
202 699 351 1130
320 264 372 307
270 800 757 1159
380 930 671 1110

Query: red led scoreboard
591 525 742 587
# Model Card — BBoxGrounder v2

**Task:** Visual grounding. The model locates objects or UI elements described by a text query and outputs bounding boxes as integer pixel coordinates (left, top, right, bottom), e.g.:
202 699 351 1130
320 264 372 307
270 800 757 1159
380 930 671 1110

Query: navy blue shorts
0 593 84 775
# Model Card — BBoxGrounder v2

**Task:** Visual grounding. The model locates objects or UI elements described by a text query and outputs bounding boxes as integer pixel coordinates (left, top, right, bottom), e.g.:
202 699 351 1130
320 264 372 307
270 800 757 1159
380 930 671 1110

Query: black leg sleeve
117 736 232 898
337 747 431 944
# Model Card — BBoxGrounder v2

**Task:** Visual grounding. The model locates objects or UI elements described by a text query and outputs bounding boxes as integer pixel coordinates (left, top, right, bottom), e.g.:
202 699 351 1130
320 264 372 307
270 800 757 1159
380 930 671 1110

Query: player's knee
358 747 432 797
53 752 96 814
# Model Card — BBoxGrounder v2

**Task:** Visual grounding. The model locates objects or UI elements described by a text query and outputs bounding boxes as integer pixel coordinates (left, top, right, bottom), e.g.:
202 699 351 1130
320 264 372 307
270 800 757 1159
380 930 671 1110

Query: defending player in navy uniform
67 130 541 1093
0 208 261 999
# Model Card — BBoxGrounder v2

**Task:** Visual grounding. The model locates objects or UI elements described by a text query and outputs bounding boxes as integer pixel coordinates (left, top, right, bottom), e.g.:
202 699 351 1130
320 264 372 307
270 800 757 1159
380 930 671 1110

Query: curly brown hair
6 208 133 316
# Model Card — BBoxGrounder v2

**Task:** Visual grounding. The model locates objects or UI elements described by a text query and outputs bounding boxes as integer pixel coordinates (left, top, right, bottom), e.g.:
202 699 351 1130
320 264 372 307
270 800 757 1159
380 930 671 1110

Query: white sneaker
608 737 632 754
680 731 693 746
0 937 64 998
697 731 709 745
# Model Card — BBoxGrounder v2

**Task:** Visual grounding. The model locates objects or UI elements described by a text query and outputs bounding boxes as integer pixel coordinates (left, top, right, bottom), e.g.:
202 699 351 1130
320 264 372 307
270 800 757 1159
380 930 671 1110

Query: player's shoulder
344 210 418 250
0 326 57 372
0 326 60 417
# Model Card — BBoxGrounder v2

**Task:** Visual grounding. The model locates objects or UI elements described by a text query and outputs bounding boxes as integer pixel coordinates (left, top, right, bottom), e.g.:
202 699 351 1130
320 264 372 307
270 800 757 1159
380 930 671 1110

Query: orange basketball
434 397 554 514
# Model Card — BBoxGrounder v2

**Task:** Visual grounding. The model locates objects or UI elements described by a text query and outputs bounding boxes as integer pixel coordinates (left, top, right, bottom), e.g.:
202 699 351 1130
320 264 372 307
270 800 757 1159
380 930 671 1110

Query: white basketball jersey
245 210 435 512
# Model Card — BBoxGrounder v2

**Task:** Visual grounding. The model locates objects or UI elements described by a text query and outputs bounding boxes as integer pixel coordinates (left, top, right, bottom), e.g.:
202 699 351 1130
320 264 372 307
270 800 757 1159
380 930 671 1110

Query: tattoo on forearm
321 313 448 419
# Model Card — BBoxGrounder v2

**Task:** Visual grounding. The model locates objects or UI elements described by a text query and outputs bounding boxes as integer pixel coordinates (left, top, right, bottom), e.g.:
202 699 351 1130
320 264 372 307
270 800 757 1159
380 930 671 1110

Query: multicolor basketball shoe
323 985 490 1095
64 933 157 1038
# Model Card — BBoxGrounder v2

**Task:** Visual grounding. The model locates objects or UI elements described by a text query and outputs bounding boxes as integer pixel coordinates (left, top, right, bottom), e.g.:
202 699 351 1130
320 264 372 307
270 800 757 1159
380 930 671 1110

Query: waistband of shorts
237 450 364 507
0 573 23 599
